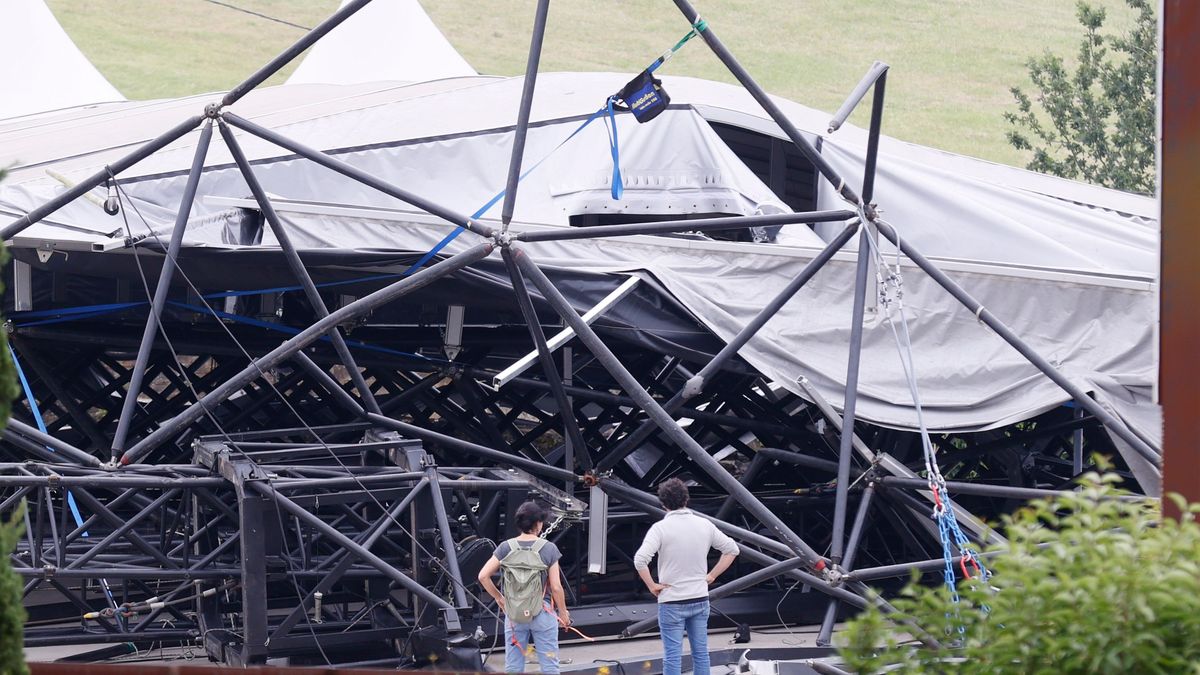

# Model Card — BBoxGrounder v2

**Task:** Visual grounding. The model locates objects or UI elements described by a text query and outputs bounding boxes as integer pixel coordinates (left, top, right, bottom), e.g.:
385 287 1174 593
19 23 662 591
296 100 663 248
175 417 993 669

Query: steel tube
221 0 374 106
861 70 887 205
519 209 855 243
817 483 875 645
365 412 577 484
0 115 203 241
831 231 872 564
426 466 469 608
503 249 591 472
605 480 868 623
292 351 367 416
879 475 1148 502
6 419 100 467
593 221 858 473
13 567 236 579
249 481 451 610
670 0 862 206
621 556 807 636
1 428 68 465
223 112 494 238
111 120 215 456
515 245 824 567
500 0 551 229
829 61 889 134
873 219 1160 466
120 242 492 465
220 121 381 413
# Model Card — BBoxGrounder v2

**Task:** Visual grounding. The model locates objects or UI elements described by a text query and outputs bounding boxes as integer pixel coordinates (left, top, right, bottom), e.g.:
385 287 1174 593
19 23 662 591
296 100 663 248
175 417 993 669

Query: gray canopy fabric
0 72 1159 488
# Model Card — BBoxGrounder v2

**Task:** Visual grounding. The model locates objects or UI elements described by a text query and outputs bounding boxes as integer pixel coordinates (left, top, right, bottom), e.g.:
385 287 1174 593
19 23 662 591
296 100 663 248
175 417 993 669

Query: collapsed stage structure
0 0 1159 668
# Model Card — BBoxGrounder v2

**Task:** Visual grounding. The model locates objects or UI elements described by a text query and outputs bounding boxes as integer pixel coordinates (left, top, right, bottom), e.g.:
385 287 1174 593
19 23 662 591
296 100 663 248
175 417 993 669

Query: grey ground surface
25 625 833 670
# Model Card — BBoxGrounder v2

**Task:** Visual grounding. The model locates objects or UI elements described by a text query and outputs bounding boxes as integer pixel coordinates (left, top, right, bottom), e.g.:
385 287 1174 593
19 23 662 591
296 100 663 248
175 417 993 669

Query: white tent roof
0 0 124 120
286 0 475 86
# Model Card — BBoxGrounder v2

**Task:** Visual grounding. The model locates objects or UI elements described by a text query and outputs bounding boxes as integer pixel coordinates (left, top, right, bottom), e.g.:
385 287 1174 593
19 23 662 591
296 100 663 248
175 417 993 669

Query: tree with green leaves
838 472 1200 673
1004 0 1156 194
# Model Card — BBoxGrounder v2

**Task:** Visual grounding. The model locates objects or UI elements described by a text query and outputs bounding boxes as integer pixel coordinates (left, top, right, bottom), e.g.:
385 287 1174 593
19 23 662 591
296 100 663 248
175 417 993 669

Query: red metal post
1160 0 1200 512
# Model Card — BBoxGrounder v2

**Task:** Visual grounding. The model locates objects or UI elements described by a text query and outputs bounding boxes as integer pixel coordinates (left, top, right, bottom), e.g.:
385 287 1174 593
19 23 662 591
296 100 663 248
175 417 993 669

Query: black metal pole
111 120 215 457
425 465 468 608
0 115 204 242
513 245 825 568
518 209 855 243
11 339 108 449
292 351 367 416
247 480 453 613
593 220 859 473
502 249 592 473
828 62 889 134
120 242 493 465
271 479 429 639
830 231 872 564
669 0 862 206
222 112 495 238
817 482 875 645
879 475 1147 502
621 556 806 636
364 412 577 484
873 219 1161 466
221 0 375 106
604 481 869 640
1 428 71 465
220 121 382 414
861 70 887 206
500 0 551 230
6 420 100 468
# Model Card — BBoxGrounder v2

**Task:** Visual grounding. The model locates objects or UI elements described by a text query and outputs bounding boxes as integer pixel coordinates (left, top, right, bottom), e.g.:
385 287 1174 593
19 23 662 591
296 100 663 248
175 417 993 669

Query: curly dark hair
514 500 547 534
657 478 690 511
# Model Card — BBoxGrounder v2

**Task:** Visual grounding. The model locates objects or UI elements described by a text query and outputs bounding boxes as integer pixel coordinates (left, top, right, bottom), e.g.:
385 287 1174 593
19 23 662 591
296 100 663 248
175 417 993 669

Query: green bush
838 473 1200 674
0 503 28 675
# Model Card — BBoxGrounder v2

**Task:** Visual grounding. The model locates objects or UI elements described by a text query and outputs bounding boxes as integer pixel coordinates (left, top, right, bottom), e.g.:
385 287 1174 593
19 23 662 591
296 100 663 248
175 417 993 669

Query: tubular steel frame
0 0 1159 667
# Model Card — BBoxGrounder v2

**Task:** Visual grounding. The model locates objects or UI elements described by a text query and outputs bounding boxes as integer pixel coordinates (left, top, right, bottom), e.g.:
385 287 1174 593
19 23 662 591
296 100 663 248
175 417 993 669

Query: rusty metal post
1161 0 1200 512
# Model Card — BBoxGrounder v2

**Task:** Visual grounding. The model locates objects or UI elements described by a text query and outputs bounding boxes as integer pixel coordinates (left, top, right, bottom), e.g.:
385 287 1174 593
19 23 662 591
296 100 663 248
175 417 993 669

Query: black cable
201 0 311 31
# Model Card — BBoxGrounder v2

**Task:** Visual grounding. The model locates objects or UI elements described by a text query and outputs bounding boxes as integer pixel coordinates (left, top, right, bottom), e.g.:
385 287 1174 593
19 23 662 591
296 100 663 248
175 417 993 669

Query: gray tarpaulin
0 73 1159 489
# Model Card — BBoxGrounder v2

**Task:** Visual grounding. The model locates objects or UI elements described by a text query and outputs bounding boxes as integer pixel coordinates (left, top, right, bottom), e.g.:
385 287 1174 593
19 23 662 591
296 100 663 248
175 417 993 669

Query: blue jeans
658 599 710 675
504 608 560 673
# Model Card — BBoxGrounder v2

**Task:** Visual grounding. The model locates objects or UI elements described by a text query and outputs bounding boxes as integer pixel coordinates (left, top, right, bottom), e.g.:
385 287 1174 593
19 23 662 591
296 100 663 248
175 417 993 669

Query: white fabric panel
0 0 124 120
0 71 1159 474
286 0 475 86
80 108 799 233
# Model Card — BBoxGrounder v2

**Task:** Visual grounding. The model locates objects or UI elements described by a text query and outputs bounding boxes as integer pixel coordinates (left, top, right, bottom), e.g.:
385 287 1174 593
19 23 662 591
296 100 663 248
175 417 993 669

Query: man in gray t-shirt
478 501 569 674
492 538 563 602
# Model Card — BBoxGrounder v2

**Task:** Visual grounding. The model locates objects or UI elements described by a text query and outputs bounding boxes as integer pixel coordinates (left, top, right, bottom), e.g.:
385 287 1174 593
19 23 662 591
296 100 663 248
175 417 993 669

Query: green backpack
500 538 549 624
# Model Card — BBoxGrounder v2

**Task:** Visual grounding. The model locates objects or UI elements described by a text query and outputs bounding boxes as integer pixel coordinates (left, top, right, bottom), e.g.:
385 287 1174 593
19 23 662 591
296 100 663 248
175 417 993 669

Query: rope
860 220 991 636
647 17 709 74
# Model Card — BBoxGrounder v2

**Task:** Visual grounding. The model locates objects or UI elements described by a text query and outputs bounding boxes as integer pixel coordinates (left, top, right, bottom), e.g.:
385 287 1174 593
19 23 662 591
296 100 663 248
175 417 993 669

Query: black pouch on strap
617 70 670 123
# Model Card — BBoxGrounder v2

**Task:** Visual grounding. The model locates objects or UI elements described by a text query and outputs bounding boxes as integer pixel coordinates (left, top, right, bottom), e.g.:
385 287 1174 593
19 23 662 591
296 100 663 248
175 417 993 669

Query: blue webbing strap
604 97 623 200
408 104 612 273
9 344 88 533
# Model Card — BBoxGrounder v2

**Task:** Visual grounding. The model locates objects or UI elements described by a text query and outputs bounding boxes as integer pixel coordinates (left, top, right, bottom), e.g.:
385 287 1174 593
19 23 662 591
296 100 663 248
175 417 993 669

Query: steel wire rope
109 173 516 664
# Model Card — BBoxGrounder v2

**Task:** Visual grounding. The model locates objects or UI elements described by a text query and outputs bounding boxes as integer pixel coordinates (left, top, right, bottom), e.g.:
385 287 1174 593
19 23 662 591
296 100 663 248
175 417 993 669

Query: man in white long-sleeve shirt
634 478 739 675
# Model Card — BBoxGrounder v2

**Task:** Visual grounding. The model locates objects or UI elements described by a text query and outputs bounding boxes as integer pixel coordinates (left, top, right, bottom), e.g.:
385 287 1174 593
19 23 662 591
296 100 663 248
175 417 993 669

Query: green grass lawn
47 0 1135 167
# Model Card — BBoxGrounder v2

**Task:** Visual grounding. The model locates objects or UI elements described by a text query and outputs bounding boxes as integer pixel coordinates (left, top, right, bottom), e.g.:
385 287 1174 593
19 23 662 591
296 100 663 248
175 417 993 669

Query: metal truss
0 0 1157 666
